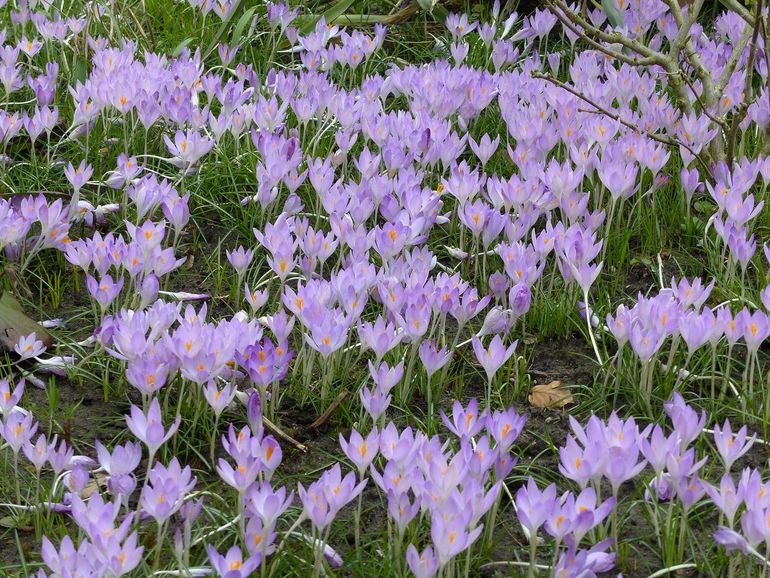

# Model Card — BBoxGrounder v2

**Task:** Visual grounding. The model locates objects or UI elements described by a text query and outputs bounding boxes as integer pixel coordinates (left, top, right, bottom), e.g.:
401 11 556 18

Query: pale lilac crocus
125 398 180 457
14 332 46 360
713 419 755 472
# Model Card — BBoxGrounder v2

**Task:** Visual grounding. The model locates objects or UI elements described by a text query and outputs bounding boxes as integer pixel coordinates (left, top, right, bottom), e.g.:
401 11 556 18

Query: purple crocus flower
298 463 367 531
368 360 404 393
86 274 124 310
124 398 180 456
471 335 517 382
664 393 706 447
418 340 452 378
63 159 93 192
406 544 438 578
339 427 379 478
515 477 558 538
207 544 261 578
487 407 526 452
0 377 24 416
713 419 755 472
1 409 38 454
441 398 486 439
14 332 46 360
226 246 253 277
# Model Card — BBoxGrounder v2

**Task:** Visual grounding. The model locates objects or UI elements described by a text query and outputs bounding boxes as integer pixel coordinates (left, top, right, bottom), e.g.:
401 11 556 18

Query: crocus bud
509 282 531 317
139 274 159 309
247 391 264 439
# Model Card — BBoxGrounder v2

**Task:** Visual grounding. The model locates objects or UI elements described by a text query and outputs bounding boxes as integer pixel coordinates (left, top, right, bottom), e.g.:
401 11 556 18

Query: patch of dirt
529 337 596 387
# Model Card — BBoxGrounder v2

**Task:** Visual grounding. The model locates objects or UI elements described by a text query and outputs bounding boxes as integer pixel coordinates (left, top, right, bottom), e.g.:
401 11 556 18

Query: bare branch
531 72 711 174
547 3 659 66
663 0 715 104
549 0 664 61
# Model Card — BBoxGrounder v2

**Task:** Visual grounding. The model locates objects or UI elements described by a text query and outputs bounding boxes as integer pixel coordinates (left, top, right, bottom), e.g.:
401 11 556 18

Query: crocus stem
354 492 363 560
210 413 220 467
582 290 603 366
677 507 688 562
152 521 166 572
426 375 434 433
528 537 538 578
13 452 21 506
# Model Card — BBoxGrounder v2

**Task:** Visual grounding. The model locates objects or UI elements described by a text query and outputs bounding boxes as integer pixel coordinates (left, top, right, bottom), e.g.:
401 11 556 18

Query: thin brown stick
307 389 350 430
263 416 307 452
532 72 711 174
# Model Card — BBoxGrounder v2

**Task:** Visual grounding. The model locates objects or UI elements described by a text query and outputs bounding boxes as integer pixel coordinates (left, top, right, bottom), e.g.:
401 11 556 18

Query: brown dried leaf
528 381 574 409
81 472 109 499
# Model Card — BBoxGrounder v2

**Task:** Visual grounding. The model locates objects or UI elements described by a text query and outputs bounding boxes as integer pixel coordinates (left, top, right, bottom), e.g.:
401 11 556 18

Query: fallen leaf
0 291 53 353
528 380 574 409
82 472 109 499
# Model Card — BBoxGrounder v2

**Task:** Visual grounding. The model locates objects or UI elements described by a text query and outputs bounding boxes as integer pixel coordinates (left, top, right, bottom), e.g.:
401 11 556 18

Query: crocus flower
207 544 261 578
515 477 558 538
707 474 742 527
0 377 24 416
441 398 486 439
86 274 124 309
125 398 180 456
339 427 379 477
298 463 367 531
406 544 438 578
1 409 38 454
664 393 706 447
418 340 452 378
471 335 517 382
226 246 253 277
203 380 237 417
14 332 46 360
713 419 755 472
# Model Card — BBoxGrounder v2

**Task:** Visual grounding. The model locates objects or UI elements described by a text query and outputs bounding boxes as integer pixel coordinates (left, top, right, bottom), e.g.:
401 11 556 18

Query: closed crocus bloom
639 424 680 475
226 245 253 277
360 386 391 421
368 360 404 393
95 439 142 478
509 282 531 317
